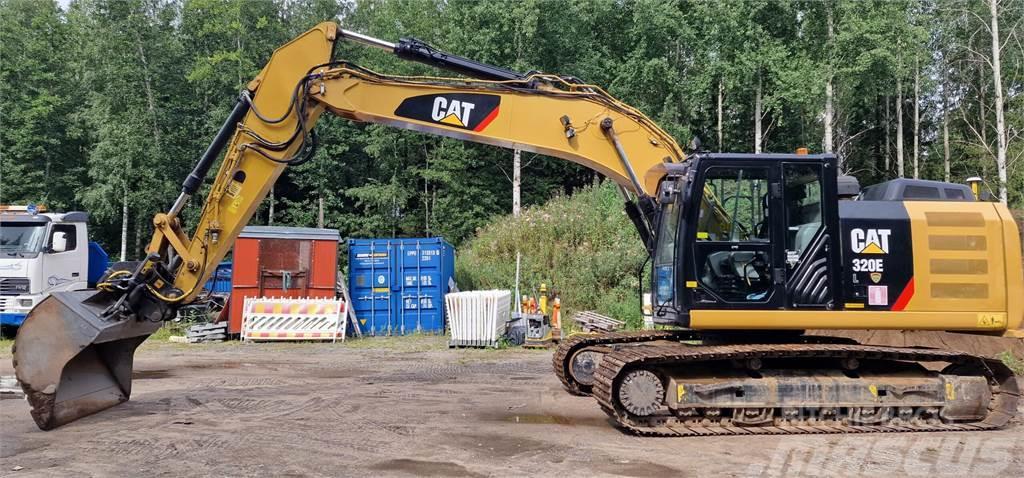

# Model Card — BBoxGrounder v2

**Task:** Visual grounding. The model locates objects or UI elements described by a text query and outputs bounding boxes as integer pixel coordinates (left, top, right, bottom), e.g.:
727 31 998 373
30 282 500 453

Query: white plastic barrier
445 290 512 348
242 297 347 342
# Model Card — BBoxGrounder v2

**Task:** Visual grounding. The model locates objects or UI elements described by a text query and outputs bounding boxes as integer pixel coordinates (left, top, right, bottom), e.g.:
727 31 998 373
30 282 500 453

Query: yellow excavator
13 23 1022 435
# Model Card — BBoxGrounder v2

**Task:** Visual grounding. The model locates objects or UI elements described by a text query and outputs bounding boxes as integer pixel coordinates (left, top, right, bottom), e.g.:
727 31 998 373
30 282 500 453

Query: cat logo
850 228 891 254
431 97 474 127
870 272 882 283
394 93 500 132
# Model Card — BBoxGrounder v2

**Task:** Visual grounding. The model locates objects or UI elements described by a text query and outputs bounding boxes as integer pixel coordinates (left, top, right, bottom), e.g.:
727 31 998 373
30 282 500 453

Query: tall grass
456 182 648 328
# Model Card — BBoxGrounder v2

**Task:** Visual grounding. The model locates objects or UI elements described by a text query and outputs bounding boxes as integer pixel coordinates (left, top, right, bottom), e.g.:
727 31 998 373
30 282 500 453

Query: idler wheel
618 369 664 416
570 349 603 387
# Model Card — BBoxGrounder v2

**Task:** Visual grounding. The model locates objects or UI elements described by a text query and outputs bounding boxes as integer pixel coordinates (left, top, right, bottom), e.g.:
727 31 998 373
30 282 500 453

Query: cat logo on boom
850 228 892 254
394 93 500 132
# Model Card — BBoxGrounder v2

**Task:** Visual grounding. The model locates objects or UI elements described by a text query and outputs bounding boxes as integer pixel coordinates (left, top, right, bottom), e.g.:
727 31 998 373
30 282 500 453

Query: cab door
780 162 835 308
686 162 785 309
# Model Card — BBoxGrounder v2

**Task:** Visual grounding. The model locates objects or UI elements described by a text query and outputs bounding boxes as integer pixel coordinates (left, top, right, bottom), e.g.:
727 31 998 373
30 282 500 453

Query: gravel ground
1 336 1021 477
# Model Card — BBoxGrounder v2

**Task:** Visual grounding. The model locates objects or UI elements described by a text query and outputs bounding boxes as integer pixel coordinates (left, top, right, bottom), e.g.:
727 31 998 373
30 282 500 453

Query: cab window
697 168 770 242
653 199 679 306
49 224 77 252
783 164 822 261
694 167 773 303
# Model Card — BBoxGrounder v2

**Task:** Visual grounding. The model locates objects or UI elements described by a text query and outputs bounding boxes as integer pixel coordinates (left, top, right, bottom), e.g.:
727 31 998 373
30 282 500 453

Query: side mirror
50 232 67 253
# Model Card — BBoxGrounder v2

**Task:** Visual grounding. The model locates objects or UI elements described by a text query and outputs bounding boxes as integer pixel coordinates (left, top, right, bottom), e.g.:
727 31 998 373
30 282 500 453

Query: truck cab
0 206 106 329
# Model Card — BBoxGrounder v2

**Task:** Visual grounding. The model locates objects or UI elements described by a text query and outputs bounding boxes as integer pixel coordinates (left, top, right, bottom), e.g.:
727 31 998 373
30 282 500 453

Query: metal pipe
170 92 251 220
600 118 645 196
341 29 525 82
340 29 396 51
393 37 525 81
167 192 189 220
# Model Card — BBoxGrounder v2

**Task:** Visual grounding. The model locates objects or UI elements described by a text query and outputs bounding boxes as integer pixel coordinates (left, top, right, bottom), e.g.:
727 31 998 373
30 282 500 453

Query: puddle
597 461 685 477
487 412 610 428
370 459 483 477
132 362 243 379
133 369 173 379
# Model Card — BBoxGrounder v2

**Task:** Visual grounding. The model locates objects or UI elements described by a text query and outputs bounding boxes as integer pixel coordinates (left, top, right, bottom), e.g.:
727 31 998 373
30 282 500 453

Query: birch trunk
268 186 275 225
134 30 161 150
942 58 951 182
317 195 324 228
717 78 724 152
120 181 128 262
990 0 1007 203
824 6 834 154
885 95 891 174
896 73 905 177
913 57 920 179
824 78 834 153
754 72 763 154
513 148 521 217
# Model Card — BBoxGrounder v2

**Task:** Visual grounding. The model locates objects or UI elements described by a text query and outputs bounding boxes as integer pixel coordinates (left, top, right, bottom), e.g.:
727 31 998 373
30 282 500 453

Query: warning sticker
977 313 1007 328
868 285 888 306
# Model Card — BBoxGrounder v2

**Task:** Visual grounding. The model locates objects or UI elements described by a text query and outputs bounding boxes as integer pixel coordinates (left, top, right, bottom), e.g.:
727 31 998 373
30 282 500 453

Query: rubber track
591 342 1020 437
552 330 696 396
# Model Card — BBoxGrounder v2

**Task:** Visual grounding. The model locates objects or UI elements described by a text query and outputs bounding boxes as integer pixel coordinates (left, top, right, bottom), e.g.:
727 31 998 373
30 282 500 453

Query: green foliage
0 0 85 210
0 0 1021 264
999 351 1024 376
456 182 648 328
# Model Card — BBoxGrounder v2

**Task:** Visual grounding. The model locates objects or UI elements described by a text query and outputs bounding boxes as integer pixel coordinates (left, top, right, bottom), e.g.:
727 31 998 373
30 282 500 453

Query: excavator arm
13 22 684 430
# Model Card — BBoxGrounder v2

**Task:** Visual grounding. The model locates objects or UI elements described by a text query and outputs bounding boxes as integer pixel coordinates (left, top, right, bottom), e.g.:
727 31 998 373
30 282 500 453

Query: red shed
227 226 340 334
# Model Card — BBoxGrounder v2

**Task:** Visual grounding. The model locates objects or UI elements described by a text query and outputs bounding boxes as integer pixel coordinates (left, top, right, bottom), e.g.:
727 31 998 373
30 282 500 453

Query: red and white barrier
242 297 347 342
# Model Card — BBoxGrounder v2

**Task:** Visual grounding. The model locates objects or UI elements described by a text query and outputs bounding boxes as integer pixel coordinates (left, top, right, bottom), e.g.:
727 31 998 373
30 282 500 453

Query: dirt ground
1 336 1022 477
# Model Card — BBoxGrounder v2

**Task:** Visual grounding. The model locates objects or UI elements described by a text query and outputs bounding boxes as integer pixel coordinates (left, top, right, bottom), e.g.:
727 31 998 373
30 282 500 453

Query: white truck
0 205 108 331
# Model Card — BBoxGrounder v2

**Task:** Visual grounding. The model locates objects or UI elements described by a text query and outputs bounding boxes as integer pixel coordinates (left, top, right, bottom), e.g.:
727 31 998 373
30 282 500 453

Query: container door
391 241 403 335
310 239 338 297
259 238 310 298
400 240 444 334
349 241 393 336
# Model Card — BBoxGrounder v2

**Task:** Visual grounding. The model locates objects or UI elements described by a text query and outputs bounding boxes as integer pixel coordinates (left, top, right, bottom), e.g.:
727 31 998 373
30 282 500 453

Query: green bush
456 182 648 328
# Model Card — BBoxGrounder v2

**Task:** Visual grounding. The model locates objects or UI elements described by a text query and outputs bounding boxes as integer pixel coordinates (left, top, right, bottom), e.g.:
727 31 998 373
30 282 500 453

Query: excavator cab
650 153 841 327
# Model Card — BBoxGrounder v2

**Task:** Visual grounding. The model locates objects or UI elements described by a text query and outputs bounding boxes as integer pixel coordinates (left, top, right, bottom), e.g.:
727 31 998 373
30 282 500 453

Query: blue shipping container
348 237 455 336
203 261 233 294
86 241 109 287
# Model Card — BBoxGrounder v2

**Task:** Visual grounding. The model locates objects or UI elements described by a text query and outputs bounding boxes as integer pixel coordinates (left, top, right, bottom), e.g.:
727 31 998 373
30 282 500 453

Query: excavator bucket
12 290 161 430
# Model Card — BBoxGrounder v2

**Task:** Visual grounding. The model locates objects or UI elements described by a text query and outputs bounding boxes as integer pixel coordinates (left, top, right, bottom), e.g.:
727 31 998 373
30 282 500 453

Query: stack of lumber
572 311 623 333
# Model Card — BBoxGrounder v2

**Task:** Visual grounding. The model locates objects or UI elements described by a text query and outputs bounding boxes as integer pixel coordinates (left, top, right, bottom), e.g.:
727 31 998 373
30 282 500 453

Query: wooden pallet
187 322 228 343
571 311 623 333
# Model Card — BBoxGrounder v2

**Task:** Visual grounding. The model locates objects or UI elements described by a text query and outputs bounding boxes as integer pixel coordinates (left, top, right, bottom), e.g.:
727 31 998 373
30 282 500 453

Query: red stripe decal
473 106 499 132
892 278 915 311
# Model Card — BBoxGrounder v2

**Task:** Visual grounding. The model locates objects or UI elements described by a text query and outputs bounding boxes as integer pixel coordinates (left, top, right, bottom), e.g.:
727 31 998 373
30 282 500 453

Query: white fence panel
445 290 511 348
